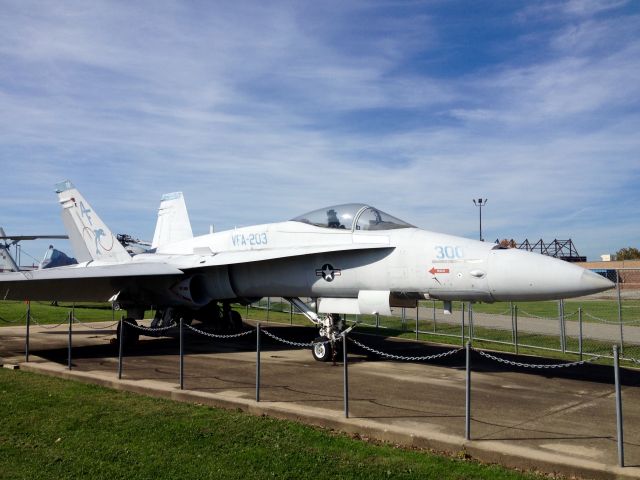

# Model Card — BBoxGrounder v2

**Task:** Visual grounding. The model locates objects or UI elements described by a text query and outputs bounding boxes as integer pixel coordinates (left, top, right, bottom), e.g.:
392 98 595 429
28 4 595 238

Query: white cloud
0 0 637 261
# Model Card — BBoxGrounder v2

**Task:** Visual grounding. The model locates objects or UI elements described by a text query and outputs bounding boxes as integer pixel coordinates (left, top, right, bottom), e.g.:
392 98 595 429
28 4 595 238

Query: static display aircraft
0 227 69 272
0 180 614 361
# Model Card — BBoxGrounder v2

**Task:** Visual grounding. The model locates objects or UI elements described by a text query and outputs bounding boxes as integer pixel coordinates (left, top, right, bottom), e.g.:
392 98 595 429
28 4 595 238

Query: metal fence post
559 299 566 353
246 303 249 318
343 333 349 419
461 303 465 346
415 303 419 340
375 313 380 330
25 301 30 362
256 323 261 402
117 316 124 379
465 341 471 440
402 307 406 331
514 305 519 355
617 271 624 356
613 344 624 467
179 317 184 390
578 307 583 360
468 303 474 344
67 310 72 370
290 301 293 325
432 300 436 333
266 298 270 322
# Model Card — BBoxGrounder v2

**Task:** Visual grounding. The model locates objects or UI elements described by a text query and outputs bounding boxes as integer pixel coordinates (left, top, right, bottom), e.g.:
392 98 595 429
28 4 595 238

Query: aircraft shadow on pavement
32 323 640 388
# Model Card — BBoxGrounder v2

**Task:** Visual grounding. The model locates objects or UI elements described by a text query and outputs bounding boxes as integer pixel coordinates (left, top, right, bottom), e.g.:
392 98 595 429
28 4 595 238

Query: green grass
0 369 545 480
0 301 150 326
469 299 640 323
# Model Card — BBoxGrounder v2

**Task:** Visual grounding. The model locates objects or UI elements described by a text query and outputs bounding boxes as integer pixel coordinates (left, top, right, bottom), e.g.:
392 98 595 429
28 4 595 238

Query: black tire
116 318 140 348
312 336 334 362
229 310 243 332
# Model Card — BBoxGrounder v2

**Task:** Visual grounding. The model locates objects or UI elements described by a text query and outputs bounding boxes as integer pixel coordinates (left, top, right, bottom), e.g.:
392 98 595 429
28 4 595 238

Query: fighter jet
0 227 69 272
0 180 614 361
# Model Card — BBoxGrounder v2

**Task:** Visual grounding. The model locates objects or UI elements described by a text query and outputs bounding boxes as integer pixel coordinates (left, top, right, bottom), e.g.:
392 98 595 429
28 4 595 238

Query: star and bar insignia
315 263 341 282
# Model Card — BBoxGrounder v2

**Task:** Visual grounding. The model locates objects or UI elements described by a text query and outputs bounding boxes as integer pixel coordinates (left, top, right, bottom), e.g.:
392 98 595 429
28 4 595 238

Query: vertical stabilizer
55 180 131 263
152 192 193 248
0 228 19 272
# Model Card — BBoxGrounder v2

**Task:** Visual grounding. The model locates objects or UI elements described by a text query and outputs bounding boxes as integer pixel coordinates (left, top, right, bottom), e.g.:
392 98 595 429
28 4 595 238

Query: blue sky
1 0 638 264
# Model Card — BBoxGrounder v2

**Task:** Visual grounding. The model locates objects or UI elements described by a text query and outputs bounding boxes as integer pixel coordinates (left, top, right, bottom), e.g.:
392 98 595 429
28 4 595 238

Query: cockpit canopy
291 204 414 231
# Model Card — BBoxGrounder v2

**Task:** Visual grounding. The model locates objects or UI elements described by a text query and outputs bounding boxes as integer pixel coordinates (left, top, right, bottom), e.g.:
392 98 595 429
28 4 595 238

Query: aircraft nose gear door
286 298 344 362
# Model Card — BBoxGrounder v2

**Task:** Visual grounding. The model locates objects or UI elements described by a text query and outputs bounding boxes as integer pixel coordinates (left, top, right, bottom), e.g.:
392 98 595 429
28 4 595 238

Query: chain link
31 315 69 329
72 317 120 330
474 348 601 369
186 323 256 339
261 328 339 348
517 309 554 320
348 337 462 361
124 321 177 333
584 311 640 325
0 313 23 324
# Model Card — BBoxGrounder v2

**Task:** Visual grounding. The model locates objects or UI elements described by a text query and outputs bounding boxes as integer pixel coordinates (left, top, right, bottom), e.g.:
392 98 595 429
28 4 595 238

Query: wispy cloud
0 0 638 261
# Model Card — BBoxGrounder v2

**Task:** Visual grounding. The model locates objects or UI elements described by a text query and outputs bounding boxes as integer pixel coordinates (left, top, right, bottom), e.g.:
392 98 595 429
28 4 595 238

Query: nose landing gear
286 297 345 362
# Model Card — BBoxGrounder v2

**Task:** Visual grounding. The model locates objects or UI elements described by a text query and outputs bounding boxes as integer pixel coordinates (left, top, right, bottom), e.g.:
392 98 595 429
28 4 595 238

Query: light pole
472 198 487 241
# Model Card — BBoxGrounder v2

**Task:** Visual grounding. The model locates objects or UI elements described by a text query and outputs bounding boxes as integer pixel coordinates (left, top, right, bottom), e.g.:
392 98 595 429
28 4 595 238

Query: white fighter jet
0 180 614 361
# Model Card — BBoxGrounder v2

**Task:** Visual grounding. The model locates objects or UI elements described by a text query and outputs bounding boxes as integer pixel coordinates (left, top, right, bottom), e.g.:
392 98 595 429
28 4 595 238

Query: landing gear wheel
312 336 333 362
229 310 243 332
116 318 140 348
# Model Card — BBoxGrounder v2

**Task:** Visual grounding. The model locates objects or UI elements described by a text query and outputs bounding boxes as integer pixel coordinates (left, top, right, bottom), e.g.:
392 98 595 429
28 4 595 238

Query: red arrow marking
429 267 450 275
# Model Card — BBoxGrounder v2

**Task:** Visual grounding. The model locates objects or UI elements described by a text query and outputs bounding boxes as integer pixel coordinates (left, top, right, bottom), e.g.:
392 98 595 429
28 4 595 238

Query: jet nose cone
580 269 615 293
487 249 616 301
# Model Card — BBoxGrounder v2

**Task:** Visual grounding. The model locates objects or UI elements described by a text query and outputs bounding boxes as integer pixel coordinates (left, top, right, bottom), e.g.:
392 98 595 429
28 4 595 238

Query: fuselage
0 203 614 309
142 214 612 304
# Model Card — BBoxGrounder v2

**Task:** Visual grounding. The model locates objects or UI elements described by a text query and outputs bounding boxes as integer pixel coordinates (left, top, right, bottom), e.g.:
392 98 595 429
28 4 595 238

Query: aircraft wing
0 263 184 302
0 243 393 302
0 235 68 241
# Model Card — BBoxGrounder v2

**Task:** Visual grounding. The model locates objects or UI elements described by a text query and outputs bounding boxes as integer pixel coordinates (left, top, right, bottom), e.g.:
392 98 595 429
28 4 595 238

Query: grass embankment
0 369 544 480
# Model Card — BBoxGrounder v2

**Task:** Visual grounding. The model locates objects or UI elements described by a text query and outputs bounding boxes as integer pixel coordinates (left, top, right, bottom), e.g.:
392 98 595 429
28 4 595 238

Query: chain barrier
31 315 69 329
72 317 120 330
584 311 640 325
474 348 601 369
125 321 178 333
0 312 25 324
517 309 554 320
564 310 578 318
348 337 462 362
261 328 338 348
186 323 255 339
